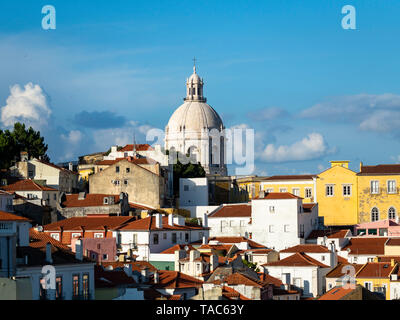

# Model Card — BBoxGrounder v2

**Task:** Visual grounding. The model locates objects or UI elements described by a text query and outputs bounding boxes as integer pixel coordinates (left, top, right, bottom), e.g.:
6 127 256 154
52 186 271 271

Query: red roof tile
101 261 158 272
253 192 302 200
120 144 154 152
149 271 203 289
222 286 251 300
318 286 355 300
358 164 400 175
43 216 135 231
342 237 388 255
116 215 207 231
1 179 57 192
160 244 195 254
0 210 30 222
280 244 331 254
307 229 351 240
325 263 364 278
61 194 121 208
96 157 157 166
208 204 251 218
207 236 266 249
386 238 400 246
356 262 396 279
263 252 330 268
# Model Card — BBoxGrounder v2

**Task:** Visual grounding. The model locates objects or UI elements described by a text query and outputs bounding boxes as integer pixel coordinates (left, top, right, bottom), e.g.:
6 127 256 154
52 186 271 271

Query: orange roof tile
208 204 251 218
356 262 396 279
207 237 266 249
307 229 351 240
222 286 251 300
160 244 195 254
263 252 330 268
342 237 388 255
386 238 400 246
253 192 302 200
1 179 57 192
318 286 355 300
43 216 135 232
0 210 30 222
149 271 203 289
120 144 154 152
280 244 331 254
263 175 317 181
325 263 364 278
116 215 207 231
358 164 400 175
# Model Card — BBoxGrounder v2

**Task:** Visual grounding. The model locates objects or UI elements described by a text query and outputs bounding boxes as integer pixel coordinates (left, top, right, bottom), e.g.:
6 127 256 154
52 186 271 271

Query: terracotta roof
222 286 251 300
116 215 207 231
61 193 121 208
325 263 364 278
356 262 396 279
303 203 317 212
263 252 330 268
206 237 266 249
214 272 267 288
386 238 400 246
96 157 157 166
43 216 135 232
160 244 195 254
253 192 302 200
0 210 30 222
342 237 388 255
337 255 349 264
16 229 92 266
307 229 351 240
101 261 158 273
149 271 203 289
208 204 251 218
280 244 331 254
358 164 400 175
376 256 400 264
273 287 300 296
120 144 154 152
1 179 57 192
129 202 154 211
94 265 136 288
258 273 283 287
318 286 356 300
263 175 317 181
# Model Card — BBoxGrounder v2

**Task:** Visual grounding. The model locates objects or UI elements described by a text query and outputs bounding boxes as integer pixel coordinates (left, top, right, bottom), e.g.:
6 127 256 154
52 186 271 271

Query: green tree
0 122 49 169
173 155 206 197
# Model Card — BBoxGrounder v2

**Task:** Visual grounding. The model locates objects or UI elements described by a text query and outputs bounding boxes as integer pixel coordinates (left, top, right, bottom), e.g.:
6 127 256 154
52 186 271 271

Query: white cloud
1 83 52 129
248 107 289 121
300 93 400 135
61 130 83 144
258 133 332 162
59 130 84 161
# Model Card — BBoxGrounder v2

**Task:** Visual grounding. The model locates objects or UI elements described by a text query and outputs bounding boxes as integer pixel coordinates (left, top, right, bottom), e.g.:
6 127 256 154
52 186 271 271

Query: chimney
210 254 218 272
75 239 83 261
174 249 186 271
259 190 265 198
202 236 207 245
111 146 118 153
155 213 163 229
124 263 133 277
154 271 159 284
46 243 53 264
329 242 337 268
168 214 173 226
359 161 363 172
141 267 149 282
68 162 73 171
202 212 208 228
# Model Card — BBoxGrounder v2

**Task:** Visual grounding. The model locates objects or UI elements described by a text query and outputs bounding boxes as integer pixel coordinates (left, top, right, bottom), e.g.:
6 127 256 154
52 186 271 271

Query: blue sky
1 0 400 175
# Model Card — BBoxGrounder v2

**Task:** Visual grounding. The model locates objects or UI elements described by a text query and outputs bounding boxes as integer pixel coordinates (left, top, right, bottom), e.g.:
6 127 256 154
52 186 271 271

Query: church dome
166 101 224 133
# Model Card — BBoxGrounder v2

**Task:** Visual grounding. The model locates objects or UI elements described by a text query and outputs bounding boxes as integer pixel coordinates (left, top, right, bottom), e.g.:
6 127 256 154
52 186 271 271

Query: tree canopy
173 156 206 197
0 122 49 169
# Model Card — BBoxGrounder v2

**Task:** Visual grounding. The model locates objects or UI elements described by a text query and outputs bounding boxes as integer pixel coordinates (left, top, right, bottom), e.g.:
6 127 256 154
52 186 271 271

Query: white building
10 158 78 193
250 192 319 251
113 213 209 261
0 190 14 212
165 65 227 176
179 177 208 207
208 203 252 238
262 252 332 298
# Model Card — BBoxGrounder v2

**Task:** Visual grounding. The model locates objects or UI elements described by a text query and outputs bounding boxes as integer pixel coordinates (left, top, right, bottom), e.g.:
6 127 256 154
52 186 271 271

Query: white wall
179 178 209 207
208 217 251 238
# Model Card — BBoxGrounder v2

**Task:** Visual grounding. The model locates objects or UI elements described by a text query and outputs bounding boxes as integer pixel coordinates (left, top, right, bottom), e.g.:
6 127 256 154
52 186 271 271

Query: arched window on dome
371 207 379 222
389 207 396 220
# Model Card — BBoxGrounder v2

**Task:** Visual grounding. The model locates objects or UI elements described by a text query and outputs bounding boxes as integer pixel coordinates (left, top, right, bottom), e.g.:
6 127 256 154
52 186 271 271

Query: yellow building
316 161 358 226
260 175 317 204
236 176 263 200
357 163 400 224
78 167 94 182
355 260 398 300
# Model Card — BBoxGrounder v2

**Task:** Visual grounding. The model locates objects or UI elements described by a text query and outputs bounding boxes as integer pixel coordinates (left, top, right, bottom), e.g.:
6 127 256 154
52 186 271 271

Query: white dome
166 101 224 133
188 72 201 83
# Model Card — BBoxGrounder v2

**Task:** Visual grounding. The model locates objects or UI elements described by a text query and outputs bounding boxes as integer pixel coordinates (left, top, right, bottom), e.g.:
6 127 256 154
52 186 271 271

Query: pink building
354 219 400 237
71 237 116 263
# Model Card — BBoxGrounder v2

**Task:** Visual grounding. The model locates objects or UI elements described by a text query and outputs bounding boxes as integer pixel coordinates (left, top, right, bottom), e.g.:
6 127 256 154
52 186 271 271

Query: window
326 185 334 196
284 225 289 232
153 233 159 245
240 220 245 227
82 274 89 300
102 254 108 260
269 206 275 213
94 233 103 238
172 233 177 244
388 180 397 194
266 188 274 193
56 277 63 300
230 220 234 227
305 188 312 198
371 207 379 222
124 180 128 185
365 282 372 291
321 255 325 261
292 188 300 196
343 185 352 197
50 233 60 241
72 275 80 297
132 233 138 246
388 207 396 220
54 194 57 200
269 225 274 233
185 233 189 242
371 180 379 194
163 233 167 240
184 185 189 192
126 168 130 173
116 166 120 173
103 197 109 204
71 233 81 239
196 264 200 271
279 188 287 193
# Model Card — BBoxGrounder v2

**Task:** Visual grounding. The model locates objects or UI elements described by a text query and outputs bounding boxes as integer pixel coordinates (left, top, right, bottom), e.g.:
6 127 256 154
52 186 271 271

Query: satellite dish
184 246 189 251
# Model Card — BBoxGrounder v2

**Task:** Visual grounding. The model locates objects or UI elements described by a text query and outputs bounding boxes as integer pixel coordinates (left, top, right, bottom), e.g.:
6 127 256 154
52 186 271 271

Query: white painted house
250 192 319 251
208 203 251 238
0 190 14 213
113 213 209 261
